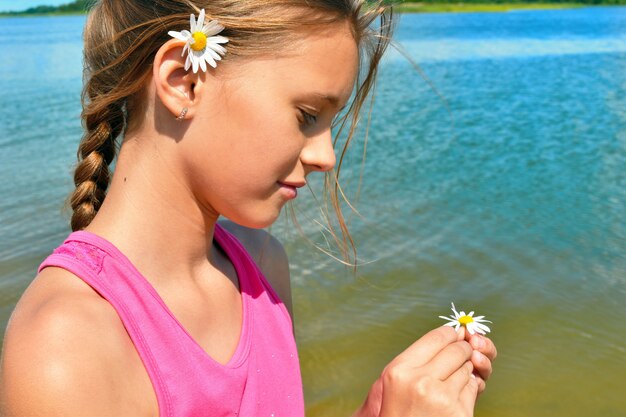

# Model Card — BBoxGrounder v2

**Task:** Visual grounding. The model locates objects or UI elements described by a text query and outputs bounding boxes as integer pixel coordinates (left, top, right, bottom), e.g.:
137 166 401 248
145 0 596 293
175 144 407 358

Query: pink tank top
38 225 304 417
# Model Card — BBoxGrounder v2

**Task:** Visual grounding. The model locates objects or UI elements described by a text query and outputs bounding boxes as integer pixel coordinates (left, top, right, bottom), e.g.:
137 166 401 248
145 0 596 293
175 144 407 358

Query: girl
0 0 496 416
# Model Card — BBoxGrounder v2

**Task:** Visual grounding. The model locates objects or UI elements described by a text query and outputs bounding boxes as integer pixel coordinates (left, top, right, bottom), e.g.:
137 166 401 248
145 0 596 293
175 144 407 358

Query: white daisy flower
439 302 492 335
167 9 229 73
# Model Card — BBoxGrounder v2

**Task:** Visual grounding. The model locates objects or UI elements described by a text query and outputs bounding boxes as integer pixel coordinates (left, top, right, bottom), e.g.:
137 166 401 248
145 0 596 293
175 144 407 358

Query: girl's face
180 21 359 228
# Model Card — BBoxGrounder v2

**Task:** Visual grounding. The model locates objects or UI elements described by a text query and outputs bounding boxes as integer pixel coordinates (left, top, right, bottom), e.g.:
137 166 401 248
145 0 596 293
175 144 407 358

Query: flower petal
474 322 491 333
208 26 224 37
190 11 196 33
451 303 460 318
469 311 474 317
184 54 191 71
192 55 199 73
203 20 222 34
168 30 187 41
208 42 227 55
199 55 207 72
197 9 205 31
206 48 222 61
439 315 455 321
205 53 217 68
209 35 229 45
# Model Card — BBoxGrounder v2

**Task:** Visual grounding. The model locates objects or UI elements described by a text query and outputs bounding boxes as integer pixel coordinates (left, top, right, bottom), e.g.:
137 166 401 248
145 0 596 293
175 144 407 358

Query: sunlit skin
81 19 358 387
0 20 358 416
0 18 497 417
88 22 357 285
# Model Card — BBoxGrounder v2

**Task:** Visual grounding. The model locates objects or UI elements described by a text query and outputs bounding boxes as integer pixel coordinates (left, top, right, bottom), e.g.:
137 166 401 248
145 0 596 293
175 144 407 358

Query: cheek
219 106 303 174
185 81 305 189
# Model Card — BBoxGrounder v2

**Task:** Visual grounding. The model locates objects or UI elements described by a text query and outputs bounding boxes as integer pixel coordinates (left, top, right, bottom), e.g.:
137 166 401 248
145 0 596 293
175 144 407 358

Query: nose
300 128 336 173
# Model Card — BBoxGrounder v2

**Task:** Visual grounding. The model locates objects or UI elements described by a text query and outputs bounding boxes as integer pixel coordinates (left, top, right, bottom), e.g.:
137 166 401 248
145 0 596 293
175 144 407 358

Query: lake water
1 7 625 416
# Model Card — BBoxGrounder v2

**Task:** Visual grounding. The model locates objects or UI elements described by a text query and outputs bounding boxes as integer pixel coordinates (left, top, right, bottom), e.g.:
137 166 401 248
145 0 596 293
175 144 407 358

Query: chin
223 211 280 230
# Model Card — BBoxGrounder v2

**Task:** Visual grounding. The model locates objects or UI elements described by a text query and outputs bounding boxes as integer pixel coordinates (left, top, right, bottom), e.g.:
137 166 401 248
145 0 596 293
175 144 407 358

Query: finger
468 334 498 361
471 350 493 381
459 372 479 412
473 373 486 396
424 340 473 380
390 326 461 368
444 360 474 393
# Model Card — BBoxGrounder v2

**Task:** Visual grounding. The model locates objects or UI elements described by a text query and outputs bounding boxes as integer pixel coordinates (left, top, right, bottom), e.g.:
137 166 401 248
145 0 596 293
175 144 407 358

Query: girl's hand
466 332 497 395
354 326 496 417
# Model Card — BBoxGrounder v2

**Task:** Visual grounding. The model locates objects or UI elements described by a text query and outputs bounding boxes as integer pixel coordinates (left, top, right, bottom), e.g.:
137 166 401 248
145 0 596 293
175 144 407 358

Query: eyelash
299 109 318 127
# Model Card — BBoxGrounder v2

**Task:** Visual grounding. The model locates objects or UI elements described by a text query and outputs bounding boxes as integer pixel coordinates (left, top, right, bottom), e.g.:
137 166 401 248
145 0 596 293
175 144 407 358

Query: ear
153 38 199 121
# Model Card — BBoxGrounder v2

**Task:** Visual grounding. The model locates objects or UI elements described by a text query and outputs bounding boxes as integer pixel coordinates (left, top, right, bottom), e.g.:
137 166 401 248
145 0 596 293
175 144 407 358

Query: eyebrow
311 92 348 112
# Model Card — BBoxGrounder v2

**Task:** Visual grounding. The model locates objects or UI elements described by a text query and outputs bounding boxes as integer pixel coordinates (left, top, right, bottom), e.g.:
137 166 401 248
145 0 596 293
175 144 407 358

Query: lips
277 181 305 199
278 181 306 189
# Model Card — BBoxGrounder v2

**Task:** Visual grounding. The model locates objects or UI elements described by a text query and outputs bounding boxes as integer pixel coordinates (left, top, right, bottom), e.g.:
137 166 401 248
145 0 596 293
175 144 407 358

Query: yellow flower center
191 32 207 51
459 315 474 325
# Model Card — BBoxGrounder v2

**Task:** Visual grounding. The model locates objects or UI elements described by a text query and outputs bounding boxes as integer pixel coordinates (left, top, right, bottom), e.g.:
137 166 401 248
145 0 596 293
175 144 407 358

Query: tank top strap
214 223 291 323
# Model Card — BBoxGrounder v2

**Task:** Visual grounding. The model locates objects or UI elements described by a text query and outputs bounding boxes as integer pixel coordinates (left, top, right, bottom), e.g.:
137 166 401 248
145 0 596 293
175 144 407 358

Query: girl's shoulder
218 220 293 319
1 266 155 416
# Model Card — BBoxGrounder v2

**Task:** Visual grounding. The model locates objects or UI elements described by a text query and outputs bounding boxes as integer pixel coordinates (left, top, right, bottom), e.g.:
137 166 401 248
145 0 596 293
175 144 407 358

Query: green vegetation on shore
396 2 586 12
0 0 625 17
0 0 90 16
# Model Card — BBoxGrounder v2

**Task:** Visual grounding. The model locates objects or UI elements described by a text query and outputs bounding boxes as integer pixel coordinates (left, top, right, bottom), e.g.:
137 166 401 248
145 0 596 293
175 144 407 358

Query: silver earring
176 107 188 121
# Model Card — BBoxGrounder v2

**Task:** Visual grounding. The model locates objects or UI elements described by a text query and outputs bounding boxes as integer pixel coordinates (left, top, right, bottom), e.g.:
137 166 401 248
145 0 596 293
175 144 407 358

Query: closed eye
299 109 318 127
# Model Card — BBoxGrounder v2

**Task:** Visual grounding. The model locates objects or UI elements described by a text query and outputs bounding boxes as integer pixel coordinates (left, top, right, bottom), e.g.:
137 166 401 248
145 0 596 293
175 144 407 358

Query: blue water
1 8 625 416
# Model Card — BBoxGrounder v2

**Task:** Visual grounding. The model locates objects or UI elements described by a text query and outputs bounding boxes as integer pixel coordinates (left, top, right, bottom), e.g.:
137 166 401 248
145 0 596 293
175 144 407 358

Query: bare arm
1 268 152 417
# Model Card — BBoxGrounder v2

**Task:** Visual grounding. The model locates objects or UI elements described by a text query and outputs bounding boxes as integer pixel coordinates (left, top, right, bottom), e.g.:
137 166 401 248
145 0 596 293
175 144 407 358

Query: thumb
456 326 466 342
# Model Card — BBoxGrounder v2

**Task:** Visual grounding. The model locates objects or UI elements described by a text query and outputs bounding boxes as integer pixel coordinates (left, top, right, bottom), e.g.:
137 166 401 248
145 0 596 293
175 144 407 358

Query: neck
85 135 221 286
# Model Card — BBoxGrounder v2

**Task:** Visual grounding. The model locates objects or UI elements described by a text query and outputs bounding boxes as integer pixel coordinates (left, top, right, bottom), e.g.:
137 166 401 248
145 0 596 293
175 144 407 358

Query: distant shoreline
2 2 622 17
0 12 85 17
396 2 589 12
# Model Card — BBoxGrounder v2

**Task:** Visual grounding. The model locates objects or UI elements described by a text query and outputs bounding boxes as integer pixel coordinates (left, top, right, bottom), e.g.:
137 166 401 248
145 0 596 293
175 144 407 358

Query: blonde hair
70 0 396 264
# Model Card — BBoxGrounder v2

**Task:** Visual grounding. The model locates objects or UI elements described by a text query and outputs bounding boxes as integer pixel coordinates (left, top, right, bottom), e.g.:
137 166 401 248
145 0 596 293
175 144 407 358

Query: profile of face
153 20 359 229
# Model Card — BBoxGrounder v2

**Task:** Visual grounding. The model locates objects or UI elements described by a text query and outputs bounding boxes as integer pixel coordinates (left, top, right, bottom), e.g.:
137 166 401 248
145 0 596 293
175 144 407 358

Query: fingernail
472 337 484 350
